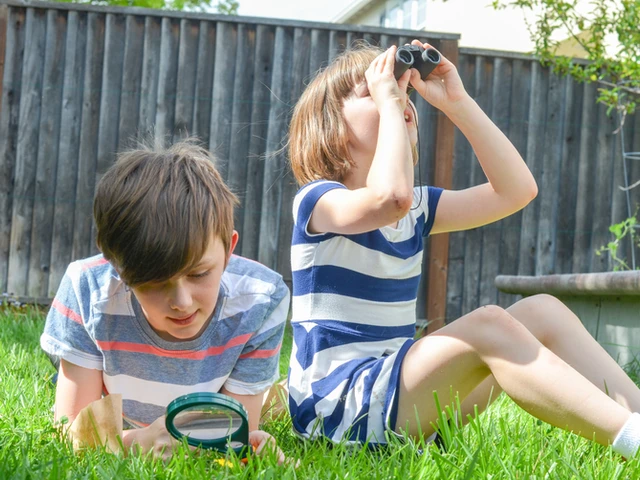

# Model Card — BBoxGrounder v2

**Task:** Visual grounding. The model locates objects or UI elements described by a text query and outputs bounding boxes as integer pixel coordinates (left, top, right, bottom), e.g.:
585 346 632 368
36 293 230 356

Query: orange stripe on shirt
82 257 108 270
51 298 83 324
96 333 253 360
238 343 281 359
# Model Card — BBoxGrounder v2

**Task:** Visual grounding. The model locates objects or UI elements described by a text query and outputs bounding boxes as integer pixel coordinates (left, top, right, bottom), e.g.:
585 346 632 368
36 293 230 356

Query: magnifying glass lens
172 406 243 440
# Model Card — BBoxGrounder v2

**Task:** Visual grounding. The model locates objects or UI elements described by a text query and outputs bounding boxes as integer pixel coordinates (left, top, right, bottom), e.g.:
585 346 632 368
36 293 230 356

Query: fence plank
209 20 237 180
7 7 46 296
50 10 86 296
192 20 215 143
497 59 531 308
258 25 293 270
138 15 161 136
572 82 598 273
227 23 256 246
173 18 199 140
445 53 475 321
478 56 510 307
72 12 104 261
240 24 274 260
117 14 144 150
276 26 310 282
155 16 179 141
0 5 25 293
309 28 329 76
517 62 548 276
554 79 584 274
590 102 618 272
534 73 567 275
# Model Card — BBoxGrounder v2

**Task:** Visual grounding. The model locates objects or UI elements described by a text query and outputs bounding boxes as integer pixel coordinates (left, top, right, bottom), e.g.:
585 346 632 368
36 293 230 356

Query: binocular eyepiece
393 45 441 85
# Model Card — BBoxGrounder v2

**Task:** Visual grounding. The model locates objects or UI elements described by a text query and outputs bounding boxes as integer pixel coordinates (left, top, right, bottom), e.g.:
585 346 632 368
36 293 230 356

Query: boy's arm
55 359 103 424
219 387 262 431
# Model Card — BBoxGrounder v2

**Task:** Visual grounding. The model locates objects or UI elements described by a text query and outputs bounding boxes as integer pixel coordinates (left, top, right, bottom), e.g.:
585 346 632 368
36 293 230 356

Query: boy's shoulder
222 255 286 299
65 254 125 302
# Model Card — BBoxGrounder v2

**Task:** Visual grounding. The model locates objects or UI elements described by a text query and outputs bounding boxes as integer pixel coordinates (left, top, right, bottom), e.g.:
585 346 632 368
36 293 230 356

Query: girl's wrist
440 94 478 123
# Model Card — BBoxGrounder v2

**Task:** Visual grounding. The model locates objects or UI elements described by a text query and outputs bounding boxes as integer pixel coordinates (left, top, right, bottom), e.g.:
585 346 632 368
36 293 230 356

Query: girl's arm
308 47 415 235
408 40 538 235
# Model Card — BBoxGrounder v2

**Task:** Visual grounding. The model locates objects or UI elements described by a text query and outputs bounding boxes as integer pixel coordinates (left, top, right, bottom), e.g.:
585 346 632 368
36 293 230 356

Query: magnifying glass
165 392 252 459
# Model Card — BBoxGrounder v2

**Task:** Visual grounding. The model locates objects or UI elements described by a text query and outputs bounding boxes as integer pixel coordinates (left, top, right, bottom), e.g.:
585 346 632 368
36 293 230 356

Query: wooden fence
0 1 638 327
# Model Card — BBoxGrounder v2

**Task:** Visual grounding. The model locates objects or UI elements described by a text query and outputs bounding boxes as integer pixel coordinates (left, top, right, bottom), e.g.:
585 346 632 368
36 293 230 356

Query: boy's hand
408 40 468 111
365 46 411 110
124 415 183 461
249 430 298 467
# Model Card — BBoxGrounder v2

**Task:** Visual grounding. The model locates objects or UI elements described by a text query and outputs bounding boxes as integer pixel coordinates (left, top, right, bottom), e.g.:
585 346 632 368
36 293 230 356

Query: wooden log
258 26 293 270
72 12 104 261
495 271 640 297
425 38 457 333
192 20 216 143
117 14 144 151
138 15 161 137
155 16 179 141
0 5 25 294
49 10 87 296
240 24 274 260
173 18 199 140
7 7 46 296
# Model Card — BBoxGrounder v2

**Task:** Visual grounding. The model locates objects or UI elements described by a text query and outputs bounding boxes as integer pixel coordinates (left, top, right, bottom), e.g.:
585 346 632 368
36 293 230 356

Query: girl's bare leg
506 294 640 412
394 305 631 446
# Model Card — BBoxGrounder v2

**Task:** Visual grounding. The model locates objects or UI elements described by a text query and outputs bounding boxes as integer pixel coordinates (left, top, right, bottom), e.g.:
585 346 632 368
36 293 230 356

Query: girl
286 41 640 459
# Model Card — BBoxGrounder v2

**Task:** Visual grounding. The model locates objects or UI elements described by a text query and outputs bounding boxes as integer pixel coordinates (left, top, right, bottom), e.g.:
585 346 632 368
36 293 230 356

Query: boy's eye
188 270 211 279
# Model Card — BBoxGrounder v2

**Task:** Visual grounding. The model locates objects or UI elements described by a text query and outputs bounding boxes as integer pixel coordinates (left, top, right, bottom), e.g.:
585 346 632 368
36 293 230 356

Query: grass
1 305 640 479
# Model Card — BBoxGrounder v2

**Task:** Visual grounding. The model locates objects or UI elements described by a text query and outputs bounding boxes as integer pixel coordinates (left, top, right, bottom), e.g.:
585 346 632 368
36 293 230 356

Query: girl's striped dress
288 180 442 443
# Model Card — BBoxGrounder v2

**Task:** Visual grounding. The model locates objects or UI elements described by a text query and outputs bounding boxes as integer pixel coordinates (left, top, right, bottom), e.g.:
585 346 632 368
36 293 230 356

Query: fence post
426 38 458 334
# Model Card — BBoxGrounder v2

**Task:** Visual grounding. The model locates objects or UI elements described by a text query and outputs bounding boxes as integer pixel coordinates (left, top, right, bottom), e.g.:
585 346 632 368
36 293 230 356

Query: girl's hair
94 138 238 287
289 43 419 186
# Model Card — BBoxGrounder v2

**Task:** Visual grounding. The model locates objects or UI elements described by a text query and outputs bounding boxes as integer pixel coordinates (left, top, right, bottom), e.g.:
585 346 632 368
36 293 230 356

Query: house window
379 0 427 29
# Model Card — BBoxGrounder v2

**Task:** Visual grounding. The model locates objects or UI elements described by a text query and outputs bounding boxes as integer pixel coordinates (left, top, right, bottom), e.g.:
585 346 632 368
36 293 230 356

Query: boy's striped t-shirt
41 254 290 428
288 180 442 443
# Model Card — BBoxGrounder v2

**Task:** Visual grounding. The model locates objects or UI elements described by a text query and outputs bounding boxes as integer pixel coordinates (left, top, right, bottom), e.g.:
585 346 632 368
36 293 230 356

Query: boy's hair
289 43 419 186
93 139 239 287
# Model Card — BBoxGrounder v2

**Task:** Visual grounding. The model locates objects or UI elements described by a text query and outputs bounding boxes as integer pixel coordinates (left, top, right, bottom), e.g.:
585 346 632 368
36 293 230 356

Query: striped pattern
288 181 442 444
41 254 290 427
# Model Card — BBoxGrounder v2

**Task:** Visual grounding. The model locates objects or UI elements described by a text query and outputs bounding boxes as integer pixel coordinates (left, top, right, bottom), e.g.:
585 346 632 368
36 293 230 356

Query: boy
41 139 290 458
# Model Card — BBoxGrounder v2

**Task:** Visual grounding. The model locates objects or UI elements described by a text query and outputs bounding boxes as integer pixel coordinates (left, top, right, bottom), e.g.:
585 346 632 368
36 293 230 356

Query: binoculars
393 45 441 84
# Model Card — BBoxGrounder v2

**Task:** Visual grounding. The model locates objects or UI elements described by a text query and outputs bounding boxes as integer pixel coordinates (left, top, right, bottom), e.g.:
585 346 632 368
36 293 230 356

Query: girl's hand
408 40 468 111
365 46 411 110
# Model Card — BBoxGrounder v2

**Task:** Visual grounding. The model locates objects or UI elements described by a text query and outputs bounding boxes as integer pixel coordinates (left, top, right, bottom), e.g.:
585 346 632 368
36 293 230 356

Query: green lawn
1 304 638 479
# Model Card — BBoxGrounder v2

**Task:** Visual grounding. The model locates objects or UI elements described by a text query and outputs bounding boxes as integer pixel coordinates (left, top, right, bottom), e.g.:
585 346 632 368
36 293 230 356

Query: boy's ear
228 230 239 259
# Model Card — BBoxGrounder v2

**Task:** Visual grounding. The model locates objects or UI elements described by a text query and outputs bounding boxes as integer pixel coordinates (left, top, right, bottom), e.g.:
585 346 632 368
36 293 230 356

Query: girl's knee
466 305 530 345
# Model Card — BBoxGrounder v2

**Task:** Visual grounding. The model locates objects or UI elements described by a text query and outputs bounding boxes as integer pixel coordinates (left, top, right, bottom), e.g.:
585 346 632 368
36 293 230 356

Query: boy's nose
168 284 192 311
